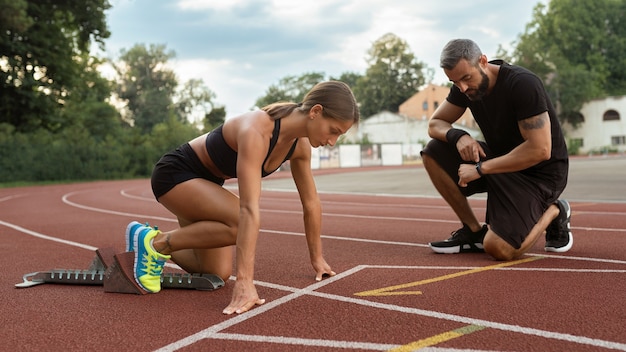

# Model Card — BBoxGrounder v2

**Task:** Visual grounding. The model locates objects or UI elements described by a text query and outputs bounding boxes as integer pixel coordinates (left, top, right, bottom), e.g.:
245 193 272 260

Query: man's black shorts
421 139 565 249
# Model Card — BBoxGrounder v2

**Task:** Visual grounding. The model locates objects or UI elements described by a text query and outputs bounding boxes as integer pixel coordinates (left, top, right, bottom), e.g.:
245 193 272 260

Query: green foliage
149 115 202 157
114 43 178 133
7 0 625 183
253 34 434 121
0 124 129 182
254 72 326 109
355 33 431 118
0 0 111 132
175 78 218 125
567 138 583 156
0 0 33 32
512 0 626 126
0 114 200 183
0 0 222 183
330 72 363 91
204 106 226 133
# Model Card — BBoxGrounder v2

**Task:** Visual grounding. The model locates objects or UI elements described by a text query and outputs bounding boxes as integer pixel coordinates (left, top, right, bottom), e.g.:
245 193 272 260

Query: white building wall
350 111 432 144
563 96 626 153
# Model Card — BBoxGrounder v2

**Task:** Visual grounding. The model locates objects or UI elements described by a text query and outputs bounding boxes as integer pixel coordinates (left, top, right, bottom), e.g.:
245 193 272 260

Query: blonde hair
262 81 360 125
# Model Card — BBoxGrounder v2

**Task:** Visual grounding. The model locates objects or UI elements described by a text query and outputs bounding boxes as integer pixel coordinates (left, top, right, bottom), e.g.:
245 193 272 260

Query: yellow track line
388 324 486 351
355 256 543 296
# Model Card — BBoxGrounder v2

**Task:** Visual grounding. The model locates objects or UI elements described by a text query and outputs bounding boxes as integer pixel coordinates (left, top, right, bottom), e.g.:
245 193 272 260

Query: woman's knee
226 223 238 243
203 247 233 282
214 266 233 283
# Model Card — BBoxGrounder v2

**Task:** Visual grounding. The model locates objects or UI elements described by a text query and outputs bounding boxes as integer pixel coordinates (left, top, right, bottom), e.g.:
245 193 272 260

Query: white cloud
176 0 248 11
102 0 545 118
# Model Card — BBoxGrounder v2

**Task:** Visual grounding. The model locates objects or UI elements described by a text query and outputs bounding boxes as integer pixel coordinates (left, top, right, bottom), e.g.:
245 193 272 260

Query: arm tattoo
520 116 546 130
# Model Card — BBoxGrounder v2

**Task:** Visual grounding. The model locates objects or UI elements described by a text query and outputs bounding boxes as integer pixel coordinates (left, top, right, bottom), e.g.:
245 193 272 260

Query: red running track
2 176 626 351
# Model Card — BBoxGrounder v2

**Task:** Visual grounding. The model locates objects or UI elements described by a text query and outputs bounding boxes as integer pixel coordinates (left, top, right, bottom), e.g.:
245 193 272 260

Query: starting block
15 247 225 294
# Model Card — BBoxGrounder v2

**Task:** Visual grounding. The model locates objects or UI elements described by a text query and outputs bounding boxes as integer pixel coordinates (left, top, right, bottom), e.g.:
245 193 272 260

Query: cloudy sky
97 0 544 117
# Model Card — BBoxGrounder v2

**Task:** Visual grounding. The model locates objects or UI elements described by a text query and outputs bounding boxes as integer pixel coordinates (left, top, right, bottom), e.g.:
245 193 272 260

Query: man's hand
458 163 482 187
456 135 486 162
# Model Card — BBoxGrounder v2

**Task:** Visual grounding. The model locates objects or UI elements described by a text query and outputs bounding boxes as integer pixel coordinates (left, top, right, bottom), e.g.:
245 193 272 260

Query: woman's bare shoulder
223 110 273 142
225 110 271 128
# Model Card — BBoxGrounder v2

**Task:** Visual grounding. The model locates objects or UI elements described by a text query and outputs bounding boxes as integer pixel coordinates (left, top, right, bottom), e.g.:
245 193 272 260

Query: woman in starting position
126 81 359 314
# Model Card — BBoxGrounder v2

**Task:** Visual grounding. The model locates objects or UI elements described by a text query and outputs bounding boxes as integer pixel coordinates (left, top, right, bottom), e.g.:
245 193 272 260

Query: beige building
399 83 478 129
344 83 480 144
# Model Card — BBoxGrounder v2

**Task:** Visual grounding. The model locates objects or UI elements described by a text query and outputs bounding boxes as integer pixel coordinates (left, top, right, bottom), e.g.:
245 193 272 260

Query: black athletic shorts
421 139 564 249
151 143 225 200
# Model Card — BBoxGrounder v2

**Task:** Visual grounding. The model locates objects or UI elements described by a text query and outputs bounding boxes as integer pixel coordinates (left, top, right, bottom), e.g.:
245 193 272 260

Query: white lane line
64 189 626 241
307 289 626 351
153 266 367 352
208 333 398 351
0 220 98 251
119 188 156 202
158 262 626 351
62 191 173 222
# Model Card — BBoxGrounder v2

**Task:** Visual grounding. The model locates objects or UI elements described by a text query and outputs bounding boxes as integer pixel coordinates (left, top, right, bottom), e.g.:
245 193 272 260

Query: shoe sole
429 243 484 254
545 232 573 253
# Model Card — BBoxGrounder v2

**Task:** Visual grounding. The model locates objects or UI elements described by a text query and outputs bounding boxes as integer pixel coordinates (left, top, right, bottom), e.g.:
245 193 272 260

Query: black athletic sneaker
429 224 488 254
545 199 573 252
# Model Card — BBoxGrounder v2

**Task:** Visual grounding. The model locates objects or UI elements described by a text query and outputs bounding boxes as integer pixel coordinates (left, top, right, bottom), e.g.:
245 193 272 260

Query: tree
62 54 121 141
114 43 178 133
512 0 626 126
355 33 431 118
203 105 226 133
254 72 325 109
330 71 363 91
0 0 32 32
0 0 111 132
175 78 219 126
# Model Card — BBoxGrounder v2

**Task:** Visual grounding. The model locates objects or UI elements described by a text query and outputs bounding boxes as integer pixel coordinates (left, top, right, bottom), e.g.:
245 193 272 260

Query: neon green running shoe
133 225 170 293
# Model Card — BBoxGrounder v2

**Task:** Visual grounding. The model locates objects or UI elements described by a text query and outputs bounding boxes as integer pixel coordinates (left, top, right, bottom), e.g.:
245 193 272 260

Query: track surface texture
3 155 625 352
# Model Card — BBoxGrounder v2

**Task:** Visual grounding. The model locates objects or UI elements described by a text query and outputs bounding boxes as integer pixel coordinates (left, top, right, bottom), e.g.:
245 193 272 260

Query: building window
422 101 428 111
611 135 625 145
570 138 584 148
434 101 439 109
603 109 620 121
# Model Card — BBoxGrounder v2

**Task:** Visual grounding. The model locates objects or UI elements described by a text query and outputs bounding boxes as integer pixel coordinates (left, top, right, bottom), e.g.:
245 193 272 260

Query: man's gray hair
440 39 483 70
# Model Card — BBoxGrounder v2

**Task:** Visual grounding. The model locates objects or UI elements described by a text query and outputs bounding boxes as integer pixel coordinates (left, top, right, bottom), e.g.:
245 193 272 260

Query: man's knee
421 152 436 170
483 232 516 261
421 139 448 163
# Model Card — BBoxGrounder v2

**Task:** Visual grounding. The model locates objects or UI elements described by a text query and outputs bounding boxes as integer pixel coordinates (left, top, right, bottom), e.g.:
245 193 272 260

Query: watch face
476 162 483 176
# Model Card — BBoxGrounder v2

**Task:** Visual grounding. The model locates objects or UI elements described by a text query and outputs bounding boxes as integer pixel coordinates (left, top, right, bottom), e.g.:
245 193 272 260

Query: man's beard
466 69 489 101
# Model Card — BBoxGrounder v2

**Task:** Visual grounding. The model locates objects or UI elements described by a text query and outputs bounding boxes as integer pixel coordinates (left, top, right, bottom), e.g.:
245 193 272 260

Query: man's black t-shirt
447 60 568 186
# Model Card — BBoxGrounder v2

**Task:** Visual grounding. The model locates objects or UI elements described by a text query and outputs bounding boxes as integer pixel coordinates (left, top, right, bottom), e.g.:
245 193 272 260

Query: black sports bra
205 118 298 178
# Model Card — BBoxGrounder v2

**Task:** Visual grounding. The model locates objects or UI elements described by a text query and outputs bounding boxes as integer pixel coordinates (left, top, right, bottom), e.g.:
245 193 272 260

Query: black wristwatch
475 161 484 177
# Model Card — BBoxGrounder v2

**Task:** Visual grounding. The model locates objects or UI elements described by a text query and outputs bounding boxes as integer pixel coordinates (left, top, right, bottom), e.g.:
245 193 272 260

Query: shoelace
141 253 165 276
449 229 469 240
